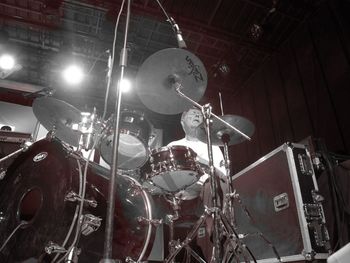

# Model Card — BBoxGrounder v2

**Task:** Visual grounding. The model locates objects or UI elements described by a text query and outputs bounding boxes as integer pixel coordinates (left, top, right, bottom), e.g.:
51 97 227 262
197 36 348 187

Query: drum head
142 146 202 193
100 133 148 170
0 139 155 262
0 139 79 262
100 110 151 170
149 170 199 193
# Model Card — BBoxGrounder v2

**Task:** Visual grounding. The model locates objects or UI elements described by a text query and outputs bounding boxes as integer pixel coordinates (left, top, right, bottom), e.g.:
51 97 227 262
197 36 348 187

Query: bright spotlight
0 54 15 70
120 78 131 93
63 65 84 85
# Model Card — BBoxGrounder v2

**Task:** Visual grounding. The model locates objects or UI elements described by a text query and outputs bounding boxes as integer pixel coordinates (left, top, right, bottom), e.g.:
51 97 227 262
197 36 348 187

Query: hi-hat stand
162 83 253 263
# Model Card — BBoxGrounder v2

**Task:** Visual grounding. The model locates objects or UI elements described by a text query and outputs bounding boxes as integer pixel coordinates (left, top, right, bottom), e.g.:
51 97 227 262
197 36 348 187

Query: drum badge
33 152 48 162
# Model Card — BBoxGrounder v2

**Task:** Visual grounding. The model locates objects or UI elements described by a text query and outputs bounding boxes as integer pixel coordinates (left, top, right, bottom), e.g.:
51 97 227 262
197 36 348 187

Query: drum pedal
64 191 97 208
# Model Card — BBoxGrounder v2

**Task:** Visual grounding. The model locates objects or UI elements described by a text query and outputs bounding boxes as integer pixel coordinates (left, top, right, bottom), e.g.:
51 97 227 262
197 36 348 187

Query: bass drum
0 139 155 262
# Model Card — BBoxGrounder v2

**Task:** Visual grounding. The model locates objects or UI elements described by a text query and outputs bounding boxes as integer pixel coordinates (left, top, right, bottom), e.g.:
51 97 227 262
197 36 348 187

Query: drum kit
0 46 265 263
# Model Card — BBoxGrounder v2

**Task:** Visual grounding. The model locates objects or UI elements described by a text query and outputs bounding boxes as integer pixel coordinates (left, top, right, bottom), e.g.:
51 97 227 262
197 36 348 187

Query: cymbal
136 48 207 115
32 97 81 146
196 115 255 146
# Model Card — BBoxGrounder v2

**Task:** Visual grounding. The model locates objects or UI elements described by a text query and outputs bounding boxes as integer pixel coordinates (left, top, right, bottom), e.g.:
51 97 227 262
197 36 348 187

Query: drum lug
162 161 169 171
128 181 143 196
186 148 192 158
137 216 163 227
45 241 67 255
0 168 6 180
125 257 147 263
150 163 156 174
65 191 98 208
80 214 102 236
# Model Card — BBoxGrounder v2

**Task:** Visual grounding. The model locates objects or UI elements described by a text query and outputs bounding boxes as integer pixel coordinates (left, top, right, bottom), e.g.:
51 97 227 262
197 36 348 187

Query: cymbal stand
221 133 236 227
165 84 252 263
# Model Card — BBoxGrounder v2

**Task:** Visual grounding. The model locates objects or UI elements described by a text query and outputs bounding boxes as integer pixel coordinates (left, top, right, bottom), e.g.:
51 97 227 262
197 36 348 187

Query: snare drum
141 145 203 193
100 110 151 170
0 139 155 262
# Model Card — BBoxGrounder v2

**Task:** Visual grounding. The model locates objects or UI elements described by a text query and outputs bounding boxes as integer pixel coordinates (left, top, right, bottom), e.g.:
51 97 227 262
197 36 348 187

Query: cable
55 127 107 262
51 158 84 263
0 221 28 252
86 50 110 76
233 194 281 262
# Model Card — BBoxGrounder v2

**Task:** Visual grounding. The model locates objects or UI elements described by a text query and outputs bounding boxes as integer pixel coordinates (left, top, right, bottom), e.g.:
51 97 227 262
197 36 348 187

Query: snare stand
164 194 207 263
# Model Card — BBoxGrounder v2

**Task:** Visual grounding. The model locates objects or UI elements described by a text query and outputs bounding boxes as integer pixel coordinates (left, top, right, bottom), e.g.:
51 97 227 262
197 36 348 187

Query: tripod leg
189 247 207 263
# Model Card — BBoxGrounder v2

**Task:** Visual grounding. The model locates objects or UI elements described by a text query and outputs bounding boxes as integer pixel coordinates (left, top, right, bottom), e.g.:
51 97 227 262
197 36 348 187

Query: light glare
0 54 15 70
63 65 84 85
120 79 131 93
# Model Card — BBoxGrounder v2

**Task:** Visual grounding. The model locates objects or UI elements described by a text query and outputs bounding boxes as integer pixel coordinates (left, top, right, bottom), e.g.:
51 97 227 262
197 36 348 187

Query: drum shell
0 139 155 262
141 146 203 193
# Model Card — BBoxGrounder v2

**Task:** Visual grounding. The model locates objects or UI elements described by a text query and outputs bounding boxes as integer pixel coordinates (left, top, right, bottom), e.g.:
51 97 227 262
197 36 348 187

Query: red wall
219 1 350 173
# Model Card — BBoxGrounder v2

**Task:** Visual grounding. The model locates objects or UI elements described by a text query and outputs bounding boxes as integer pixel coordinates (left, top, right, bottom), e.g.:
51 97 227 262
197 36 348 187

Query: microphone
169 17 187 49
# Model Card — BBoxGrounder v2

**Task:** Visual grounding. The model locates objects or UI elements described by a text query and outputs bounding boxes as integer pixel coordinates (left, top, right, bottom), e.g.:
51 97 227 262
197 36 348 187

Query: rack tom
100 110 152 170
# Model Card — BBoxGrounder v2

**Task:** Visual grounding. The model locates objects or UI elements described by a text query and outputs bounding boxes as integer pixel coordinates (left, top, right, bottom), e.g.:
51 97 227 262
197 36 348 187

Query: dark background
0 0 349 172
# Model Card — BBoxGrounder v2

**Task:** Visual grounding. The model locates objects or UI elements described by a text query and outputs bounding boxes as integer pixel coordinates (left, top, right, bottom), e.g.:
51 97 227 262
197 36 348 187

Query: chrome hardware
0 168 6 180
81 214 102 236
308 220 331 248
45 241 67 254
298 153 313 175
0 211 6 223
273 193 289 212
302 249 316 261
312 190 325 203
65 191 97 208
303 203 322 220
137 216 163 227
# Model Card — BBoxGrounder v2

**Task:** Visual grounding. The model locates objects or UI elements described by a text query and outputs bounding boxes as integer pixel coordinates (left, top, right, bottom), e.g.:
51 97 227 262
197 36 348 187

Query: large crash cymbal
136 48 207 115
196 115 255 146
32 97 81 146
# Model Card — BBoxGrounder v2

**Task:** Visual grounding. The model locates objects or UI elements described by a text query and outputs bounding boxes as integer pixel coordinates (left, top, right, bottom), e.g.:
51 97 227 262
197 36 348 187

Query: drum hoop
151 145 195 156
122 174 154 261
119 128 149 147
148 164 202 176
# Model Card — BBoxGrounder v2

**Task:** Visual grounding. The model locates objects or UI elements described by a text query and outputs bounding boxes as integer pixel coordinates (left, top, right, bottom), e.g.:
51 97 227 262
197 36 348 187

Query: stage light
62 65 84 85
0 54 15 70
120 78 131 93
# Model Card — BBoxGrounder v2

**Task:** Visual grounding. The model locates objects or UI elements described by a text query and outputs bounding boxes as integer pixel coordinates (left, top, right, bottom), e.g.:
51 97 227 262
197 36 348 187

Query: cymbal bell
136 48 207 115
196 115 255 146
32 97 81 146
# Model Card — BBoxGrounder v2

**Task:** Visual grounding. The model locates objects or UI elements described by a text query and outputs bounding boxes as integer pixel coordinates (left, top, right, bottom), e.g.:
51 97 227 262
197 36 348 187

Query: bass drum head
0 139 155 262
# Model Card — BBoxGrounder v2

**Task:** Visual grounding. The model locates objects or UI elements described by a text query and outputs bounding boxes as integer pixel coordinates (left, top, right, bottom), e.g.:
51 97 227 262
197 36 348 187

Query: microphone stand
100 0 131 262
154 0 187 49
